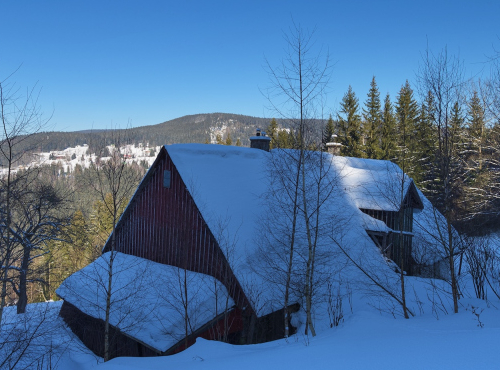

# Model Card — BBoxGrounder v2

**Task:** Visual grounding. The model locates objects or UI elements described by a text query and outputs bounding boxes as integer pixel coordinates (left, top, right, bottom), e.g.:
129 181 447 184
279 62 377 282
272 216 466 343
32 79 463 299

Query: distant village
0 143 162 178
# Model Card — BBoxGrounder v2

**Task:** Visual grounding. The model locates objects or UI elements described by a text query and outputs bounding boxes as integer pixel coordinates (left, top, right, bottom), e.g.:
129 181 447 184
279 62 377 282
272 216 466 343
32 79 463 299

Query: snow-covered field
2 295 499 370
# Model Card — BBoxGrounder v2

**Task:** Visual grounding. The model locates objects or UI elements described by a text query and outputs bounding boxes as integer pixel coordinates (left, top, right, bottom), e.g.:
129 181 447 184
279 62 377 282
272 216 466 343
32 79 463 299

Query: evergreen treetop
337 86 363 157
380 93 397 160
362 76 382 159
323 114 336 146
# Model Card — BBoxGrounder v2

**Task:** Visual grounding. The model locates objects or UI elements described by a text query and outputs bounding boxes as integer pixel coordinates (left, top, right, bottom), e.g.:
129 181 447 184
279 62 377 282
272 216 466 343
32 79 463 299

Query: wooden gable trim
404 181 424 210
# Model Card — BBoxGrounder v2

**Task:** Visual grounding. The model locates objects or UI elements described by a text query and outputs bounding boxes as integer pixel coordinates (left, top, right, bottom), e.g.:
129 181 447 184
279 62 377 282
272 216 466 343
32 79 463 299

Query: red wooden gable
103 147 252 313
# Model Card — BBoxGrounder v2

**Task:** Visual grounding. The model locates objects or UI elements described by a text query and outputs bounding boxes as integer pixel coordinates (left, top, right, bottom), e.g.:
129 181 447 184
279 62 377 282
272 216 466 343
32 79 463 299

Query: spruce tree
225 133 233 146
276 130 292 149
216 134 224 145
446 101 468 218
412 91 437 187
395 81 419 172
467 90 486 167
338 86 363 157
449 101 465 155
362 77 382 159
322 114 336 145
267 118 278 149
380 93 397 160
236 138 242 147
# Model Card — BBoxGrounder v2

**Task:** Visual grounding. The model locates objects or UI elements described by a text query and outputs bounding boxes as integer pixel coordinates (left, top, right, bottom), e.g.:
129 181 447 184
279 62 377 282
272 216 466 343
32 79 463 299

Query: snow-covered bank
98 300 500 370
2 296 499 369
0 301 97 370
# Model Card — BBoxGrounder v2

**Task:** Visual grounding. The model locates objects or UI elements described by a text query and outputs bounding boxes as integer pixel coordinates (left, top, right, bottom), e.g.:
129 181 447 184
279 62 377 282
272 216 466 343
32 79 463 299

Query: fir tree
362 77 382 159
267 118 278 149
395 81 419 172
467 90 486 167
380 93 397 160
236 138 242 147
322 114 336 146
225 133 233 146
338 86 363 157
413 91 437 187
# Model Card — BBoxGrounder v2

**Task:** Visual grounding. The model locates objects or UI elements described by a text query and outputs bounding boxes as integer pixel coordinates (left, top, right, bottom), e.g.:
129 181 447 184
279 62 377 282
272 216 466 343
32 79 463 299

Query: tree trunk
284 155 301 338
17 247 30 314
448 220 459 313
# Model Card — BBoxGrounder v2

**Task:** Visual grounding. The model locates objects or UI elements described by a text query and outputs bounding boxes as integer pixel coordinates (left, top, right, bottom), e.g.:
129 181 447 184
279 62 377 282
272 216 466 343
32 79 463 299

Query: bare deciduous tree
1 71 50 325
8 171 69 314
417 46 467 313
85 130 142 361
262 22 332 337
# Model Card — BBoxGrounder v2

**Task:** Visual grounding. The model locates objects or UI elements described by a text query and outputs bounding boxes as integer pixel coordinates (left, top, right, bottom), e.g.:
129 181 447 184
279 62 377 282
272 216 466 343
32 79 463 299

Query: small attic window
163 170 171 188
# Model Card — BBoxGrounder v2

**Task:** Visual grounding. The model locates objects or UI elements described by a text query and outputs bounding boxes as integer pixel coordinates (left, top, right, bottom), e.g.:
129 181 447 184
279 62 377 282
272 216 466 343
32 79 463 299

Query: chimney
250 128 271 152
326 134 342 155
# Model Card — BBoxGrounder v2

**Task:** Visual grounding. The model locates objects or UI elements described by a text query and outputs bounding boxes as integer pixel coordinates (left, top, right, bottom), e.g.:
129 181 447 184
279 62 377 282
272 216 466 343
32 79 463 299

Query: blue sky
1 0 498 132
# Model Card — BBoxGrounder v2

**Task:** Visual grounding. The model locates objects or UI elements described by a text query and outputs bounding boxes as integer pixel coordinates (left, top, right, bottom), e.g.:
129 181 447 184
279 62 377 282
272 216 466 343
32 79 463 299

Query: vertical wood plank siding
104 148 251 313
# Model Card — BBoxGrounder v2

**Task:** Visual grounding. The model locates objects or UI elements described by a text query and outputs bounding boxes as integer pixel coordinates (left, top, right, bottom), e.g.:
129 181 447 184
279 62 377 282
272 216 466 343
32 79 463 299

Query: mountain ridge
28 113 275 153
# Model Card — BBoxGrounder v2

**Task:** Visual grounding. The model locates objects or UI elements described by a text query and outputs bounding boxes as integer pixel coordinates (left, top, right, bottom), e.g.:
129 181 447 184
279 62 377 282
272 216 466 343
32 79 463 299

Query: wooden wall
104 148 251 312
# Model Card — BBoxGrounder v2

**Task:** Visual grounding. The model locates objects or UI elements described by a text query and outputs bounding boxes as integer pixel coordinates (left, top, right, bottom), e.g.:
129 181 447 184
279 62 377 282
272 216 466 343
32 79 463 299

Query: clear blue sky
1 0 498 132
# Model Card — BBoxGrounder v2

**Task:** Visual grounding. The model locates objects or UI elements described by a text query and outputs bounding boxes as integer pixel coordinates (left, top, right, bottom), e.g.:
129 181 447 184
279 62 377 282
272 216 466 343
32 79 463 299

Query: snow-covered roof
165 145 425 314
166 144 274 313
92 145 444 319
331 156 417 212
57 252 234 353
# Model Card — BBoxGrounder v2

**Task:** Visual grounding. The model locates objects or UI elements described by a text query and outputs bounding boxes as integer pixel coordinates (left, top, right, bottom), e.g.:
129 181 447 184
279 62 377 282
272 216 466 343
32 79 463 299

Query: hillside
27 113 275 154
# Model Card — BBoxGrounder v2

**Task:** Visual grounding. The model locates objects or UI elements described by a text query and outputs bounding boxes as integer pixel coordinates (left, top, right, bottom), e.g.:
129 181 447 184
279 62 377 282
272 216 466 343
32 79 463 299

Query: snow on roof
411 188 456 265
166 144 273 311
331 156 414 212
329 156 446 265
57 252 234 353
360 212 393 233
165 145 401 314
103 144 442 316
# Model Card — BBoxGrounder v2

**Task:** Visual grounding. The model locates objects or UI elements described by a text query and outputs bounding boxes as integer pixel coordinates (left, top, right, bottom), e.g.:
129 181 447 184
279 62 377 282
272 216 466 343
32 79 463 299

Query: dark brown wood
60 300 159 358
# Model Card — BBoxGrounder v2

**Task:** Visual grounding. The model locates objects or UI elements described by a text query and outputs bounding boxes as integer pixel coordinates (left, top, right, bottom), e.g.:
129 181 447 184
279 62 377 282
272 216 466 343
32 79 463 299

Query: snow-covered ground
100 301 500 370
0 301 98 370
3 295 499 370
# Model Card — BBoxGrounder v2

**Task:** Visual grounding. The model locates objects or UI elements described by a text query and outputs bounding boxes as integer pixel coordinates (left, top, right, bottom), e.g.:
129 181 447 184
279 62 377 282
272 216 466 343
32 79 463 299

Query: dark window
163 170 171 188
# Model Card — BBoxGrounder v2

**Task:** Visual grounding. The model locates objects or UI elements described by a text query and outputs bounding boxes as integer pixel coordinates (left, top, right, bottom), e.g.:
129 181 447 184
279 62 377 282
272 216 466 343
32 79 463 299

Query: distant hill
24 113 276 154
